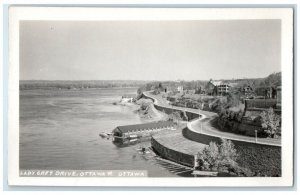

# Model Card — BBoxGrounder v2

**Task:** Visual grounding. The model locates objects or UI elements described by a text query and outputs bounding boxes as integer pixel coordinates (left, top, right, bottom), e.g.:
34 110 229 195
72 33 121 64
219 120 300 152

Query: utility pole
255 130 258 143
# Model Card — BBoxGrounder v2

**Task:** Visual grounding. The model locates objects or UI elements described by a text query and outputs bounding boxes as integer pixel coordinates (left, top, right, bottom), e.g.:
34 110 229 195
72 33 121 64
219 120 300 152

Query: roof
228 83 239 87
115 121 175 133
210 81 222 86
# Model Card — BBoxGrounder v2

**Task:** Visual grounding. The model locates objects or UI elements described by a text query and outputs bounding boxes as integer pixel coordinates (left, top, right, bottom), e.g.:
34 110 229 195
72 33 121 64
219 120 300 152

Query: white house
177 86 184 92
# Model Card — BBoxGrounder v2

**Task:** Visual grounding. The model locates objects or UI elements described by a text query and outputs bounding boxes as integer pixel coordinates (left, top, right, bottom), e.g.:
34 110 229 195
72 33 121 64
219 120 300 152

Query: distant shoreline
19 86 139 91
19 80 147 90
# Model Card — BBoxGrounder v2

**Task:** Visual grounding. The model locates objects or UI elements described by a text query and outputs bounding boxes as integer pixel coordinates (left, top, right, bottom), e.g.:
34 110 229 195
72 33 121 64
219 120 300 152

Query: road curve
143 91 281 147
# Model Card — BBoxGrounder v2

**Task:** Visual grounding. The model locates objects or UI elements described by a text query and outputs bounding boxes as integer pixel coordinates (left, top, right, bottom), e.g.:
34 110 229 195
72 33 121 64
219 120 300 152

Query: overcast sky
20 20 281 81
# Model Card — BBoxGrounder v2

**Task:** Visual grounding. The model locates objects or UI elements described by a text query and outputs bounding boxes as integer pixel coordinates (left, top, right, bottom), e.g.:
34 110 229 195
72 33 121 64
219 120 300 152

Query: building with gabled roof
112 121 176 141
205 80 232 96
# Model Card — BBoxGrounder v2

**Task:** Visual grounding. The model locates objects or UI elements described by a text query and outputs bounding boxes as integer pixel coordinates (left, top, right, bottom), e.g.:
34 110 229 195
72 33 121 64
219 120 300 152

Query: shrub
218 109 244 123
140 101 151 110
152 89 160 95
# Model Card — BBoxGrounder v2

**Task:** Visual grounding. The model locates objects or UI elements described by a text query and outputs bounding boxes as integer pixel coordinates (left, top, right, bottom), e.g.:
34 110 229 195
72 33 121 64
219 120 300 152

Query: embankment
135 98 168 120
141 93 199 121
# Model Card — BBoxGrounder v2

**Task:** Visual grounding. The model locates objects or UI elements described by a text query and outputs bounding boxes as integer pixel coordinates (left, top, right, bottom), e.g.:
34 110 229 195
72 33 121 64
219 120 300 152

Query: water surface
20 88 175 177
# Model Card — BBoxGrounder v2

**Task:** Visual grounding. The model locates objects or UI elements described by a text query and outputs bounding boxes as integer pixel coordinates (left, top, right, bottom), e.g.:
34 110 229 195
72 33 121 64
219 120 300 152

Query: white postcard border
8 7 294 187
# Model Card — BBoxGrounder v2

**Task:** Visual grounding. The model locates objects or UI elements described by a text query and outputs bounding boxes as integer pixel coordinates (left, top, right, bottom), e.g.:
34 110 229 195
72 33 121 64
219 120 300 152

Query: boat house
112 121 176 140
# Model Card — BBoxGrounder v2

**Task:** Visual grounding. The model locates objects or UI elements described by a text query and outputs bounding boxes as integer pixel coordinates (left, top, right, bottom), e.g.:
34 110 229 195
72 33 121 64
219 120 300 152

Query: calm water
19 88 175 177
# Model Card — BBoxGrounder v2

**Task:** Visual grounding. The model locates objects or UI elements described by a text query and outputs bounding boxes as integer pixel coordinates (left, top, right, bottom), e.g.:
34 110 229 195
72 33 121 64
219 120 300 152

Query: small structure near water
112 121 176 142
121 94 136 103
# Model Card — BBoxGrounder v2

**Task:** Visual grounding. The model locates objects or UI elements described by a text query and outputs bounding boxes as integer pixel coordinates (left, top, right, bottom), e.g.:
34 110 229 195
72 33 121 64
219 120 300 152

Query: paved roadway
143 91 281 147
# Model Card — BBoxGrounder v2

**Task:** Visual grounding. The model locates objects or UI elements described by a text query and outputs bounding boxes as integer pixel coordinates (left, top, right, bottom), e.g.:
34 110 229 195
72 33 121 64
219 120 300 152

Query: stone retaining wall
151 136 195 167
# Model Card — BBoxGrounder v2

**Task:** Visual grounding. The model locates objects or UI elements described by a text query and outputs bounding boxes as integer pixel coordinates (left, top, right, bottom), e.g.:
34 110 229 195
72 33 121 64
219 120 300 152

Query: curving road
143 91 281 147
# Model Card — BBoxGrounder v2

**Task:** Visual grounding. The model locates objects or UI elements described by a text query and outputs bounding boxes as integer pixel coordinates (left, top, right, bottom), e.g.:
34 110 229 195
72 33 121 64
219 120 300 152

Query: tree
226 91 241 108
158 82 163 89
197 139 239 173
140 101 151 110
137 88 142 95
218 138 238 169
198 142 219 170
168 111 182 123
260 108 281 138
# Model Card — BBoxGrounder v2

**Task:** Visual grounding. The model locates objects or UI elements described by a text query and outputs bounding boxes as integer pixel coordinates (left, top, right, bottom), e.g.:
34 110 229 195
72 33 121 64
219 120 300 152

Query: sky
20 20 281 81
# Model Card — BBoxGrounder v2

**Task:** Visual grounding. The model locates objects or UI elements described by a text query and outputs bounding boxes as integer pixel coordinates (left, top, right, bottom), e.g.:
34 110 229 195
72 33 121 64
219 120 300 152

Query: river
19 88 176 177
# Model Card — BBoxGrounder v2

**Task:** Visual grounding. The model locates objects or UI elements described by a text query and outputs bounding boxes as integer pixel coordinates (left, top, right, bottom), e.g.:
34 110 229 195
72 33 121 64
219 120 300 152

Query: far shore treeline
19 80 150 90
20 72 281 91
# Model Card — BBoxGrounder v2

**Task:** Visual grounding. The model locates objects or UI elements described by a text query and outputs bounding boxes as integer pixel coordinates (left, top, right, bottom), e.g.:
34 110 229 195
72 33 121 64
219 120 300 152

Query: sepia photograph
7 7 294 187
